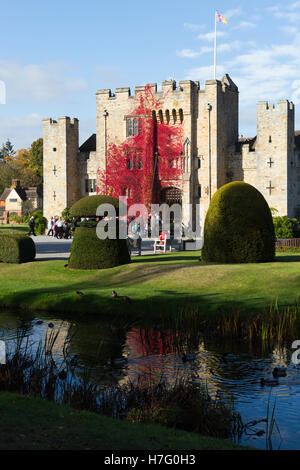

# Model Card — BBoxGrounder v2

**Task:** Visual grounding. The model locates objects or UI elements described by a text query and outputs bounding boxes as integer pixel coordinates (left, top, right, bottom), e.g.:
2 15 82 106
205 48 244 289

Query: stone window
197 158 201 169
53 147 57 152
179 109 184 123
9 199 17 203
85 179 96 193
123 187 132 198
198 185 201 198
126 117 142 137
269 136 272 143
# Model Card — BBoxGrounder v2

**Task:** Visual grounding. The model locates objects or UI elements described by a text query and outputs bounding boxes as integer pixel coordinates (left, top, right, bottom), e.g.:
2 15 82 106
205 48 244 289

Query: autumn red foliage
97 86 184 211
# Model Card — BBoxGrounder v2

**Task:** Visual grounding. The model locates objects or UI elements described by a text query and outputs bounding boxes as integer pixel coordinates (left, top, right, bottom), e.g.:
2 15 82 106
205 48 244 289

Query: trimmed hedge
70 195 120 218
68 226 130 270
68 195 130 269
0 234 36 263
202 182 275 263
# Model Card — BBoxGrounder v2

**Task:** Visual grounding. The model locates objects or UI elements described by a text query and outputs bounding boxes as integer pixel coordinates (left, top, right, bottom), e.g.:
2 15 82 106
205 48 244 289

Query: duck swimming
260 377 279 387
272 367 287 378
182 353 197 363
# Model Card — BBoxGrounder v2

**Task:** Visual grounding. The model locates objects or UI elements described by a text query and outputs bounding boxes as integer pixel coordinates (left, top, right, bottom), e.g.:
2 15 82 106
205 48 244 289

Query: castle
43 74 300 234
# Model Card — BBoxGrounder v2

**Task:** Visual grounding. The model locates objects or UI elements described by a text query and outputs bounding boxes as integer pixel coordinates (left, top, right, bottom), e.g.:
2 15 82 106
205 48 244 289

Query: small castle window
158 110 163 123
179 109 184 124
166 110 170 124
197 158 201 169
172 109 177 124
198 185 201 198
127 158 133 170
269 136 272 143
85 179 96 193
127 118 142 137
53 147 57 152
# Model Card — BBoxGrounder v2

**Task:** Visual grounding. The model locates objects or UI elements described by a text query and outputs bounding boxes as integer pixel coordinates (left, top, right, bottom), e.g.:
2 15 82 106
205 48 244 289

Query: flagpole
214 11 217 80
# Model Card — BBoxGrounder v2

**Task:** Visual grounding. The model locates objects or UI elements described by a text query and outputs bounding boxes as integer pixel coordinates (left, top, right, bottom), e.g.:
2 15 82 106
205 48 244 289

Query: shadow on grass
132 254 201 263
0 274 269 326
275 254 300 262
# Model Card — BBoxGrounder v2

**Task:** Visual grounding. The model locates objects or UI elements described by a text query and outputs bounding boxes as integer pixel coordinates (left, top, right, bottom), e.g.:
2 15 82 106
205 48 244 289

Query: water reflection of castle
120 328 220 396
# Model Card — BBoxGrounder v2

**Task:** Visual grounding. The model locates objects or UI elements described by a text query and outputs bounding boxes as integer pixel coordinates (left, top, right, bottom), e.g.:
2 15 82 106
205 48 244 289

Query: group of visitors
47 217 72 239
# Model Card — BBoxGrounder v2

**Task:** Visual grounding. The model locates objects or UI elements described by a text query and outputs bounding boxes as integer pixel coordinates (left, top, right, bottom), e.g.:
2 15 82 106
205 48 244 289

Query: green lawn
0 224 28 235
0 392 249 450
0 251 299 321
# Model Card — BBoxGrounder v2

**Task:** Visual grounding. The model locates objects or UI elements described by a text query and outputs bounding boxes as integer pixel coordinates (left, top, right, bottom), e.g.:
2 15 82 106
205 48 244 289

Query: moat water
1 310 300 450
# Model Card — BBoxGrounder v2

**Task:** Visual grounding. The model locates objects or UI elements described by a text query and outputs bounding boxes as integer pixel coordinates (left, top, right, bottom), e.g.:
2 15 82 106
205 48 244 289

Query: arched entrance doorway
159 187 182 237
160 186 182 206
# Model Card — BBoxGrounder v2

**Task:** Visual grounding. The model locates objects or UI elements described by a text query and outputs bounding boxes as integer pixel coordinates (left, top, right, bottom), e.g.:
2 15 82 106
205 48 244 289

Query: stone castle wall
43 75 300 231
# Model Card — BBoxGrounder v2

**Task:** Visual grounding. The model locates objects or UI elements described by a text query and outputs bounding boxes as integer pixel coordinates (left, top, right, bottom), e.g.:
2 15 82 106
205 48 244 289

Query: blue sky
0 0 299 148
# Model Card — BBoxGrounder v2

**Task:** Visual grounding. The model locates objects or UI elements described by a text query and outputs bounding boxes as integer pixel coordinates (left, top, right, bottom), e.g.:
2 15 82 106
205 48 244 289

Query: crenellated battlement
96 80 201 102
257 100 294 112
42 116 79 128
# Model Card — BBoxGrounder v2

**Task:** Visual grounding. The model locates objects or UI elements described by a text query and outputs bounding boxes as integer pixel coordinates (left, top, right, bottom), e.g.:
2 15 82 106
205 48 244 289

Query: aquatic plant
0 329 243 442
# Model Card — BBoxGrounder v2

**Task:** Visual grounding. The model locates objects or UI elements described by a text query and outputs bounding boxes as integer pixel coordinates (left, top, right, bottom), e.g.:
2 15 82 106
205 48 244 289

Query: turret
43 116 79 220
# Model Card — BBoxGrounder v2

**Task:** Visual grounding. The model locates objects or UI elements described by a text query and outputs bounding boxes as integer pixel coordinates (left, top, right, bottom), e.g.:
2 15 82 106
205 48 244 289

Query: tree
29 138 43 177
0 139 15 160
1 139 43 193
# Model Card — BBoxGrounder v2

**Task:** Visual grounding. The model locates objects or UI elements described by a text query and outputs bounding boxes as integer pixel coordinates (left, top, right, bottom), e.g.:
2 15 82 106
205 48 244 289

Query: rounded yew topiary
0 234 36 263
202 182 275 263
68 195 130 270
70 195 120 218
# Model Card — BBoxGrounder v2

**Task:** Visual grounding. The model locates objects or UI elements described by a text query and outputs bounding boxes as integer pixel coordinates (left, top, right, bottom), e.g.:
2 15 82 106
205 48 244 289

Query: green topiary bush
68 226 130 269
68 195 130 270
0 234 36 263
202 182 275 263
70 195 120 218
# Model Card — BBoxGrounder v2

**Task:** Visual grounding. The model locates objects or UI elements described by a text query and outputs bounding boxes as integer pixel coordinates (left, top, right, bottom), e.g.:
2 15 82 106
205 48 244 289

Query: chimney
11 179 20 188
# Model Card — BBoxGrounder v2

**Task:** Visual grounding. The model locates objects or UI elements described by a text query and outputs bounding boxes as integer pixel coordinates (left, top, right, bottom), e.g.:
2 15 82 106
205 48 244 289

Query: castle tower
256 100 294 216
43 116 79 220
196 75 239 233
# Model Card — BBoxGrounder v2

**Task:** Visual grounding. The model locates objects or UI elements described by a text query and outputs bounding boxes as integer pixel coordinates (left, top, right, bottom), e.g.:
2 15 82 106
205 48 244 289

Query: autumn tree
0 138 43 195
0 139 15 160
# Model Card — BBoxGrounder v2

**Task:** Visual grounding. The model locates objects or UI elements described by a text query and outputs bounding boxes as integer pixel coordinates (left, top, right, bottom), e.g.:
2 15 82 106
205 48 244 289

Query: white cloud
184 65 226 83
177 47 213 58
197 31 227 42
232 21 256 30
218 41 241 53
222 7 243 19
287 1 300 9
269 3 300 22
0 61 87 104
183 23 204 32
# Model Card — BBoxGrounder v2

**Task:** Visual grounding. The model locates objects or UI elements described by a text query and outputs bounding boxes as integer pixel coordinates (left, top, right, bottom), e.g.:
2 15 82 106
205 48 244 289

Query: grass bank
0 251 300 322
0 224 28 235
0 392 248 450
